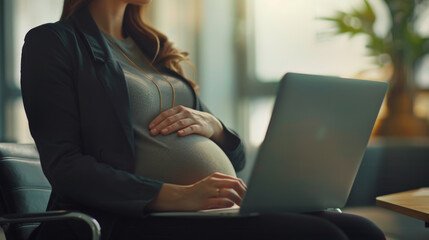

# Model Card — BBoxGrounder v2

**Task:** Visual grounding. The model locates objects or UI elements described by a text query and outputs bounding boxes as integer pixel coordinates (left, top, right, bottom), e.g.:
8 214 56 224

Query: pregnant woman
21 0 385 239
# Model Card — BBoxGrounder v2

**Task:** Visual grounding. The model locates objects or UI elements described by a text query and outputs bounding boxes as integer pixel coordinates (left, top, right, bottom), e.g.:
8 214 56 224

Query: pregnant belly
134 134 236 185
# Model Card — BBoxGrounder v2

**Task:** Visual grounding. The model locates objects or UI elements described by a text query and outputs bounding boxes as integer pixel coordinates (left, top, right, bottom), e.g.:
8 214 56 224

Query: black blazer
21 5 245 239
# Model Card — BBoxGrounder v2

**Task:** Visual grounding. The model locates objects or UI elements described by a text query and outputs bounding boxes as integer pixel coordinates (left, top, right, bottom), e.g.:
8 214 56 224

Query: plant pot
373 113 429 137
373 73 429 137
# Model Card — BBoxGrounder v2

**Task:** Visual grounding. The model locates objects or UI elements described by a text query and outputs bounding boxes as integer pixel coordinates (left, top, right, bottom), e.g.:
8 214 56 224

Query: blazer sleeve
197 100 246 172
21 25 163 217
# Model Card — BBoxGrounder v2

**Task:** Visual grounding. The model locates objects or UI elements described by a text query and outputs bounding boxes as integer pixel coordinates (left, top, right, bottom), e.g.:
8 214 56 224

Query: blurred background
1 0 429 181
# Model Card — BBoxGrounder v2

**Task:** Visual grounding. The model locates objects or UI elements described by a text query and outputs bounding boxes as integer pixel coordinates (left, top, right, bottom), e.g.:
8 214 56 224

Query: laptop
151 72 388 217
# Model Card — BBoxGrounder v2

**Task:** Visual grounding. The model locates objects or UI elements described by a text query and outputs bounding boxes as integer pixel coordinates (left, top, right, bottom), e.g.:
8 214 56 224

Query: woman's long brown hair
61 0 198 92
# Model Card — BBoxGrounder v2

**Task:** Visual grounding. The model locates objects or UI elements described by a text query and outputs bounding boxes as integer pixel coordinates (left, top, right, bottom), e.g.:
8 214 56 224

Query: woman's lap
310 211 385 240
110 211 385 240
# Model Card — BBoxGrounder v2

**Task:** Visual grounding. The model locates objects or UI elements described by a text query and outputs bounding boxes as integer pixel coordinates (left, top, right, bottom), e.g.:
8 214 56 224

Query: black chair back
0 143 51 240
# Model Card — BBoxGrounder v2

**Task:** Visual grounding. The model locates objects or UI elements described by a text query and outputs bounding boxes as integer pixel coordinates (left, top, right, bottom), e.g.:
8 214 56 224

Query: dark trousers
32 211 385 240
108 211 385 240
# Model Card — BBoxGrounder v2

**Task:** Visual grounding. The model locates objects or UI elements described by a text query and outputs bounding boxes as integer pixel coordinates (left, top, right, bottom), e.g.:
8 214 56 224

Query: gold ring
216 188 221 197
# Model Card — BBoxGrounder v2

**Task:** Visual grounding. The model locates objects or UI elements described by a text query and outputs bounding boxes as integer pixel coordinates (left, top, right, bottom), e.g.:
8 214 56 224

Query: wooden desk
376 189 429 226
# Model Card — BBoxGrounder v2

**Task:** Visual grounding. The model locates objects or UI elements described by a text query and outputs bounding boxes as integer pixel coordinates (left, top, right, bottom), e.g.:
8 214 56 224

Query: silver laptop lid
241 73 388 214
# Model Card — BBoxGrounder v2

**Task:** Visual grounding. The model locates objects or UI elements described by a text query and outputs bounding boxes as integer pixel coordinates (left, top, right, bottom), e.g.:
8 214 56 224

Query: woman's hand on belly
148 105 225 145
146 172 247 212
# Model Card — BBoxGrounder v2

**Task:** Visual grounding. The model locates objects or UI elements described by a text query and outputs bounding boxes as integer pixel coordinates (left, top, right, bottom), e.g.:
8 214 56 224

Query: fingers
177 124 203 136
148 105 221 139
217 188 242 206
202 172 247 207
160 118 194 136
149 106 183 129
149 106 194 136
211 178 247 198
177 172 247 211
211 172 247 190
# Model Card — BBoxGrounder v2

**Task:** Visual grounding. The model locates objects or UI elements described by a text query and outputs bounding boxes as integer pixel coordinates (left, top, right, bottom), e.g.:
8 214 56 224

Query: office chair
0 143 100 240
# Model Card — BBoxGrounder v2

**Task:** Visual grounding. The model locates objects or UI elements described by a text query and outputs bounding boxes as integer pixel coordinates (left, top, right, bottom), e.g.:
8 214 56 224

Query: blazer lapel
70 6 135 155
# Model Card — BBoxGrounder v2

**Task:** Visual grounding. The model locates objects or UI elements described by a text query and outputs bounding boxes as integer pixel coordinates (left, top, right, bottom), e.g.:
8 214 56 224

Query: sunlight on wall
252 0 391 81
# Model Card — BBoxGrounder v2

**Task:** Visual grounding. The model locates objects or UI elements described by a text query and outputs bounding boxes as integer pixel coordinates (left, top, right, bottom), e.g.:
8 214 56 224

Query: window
4 0 63 143
252 0 380 82
242 0 393 147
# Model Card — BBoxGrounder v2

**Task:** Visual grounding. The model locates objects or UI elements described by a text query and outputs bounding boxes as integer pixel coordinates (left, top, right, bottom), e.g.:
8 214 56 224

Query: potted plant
323 0 429 136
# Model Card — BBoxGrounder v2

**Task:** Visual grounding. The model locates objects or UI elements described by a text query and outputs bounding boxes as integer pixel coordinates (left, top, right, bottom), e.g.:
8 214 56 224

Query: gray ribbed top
105 35 236 185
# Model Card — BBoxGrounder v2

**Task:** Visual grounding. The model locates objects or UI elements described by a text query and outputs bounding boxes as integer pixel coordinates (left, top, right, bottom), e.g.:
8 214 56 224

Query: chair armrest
0 210 100 240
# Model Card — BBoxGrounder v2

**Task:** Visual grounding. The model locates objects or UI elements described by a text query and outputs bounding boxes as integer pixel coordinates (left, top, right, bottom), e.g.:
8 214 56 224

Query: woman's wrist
210 117 226 146
146 183 186 211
